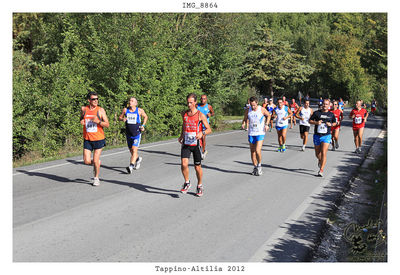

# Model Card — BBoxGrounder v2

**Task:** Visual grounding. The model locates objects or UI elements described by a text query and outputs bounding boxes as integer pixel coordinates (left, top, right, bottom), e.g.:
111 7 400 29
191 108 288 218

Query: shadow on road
164 162 251 175
261 131 382 262
66 159 127 174
101 178 180 198
234 160 316 177
140 149 181 158
14 170 90 185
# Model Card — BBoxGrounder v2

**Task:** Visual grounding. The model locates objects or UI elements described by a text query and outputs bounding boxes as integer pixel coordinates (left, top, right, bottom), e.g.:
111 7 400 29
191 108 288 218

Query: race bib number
184 132 197 145
355 116 363 124
251 122 259 130
85 119 98 133
127 113 137 124
317 123 328 134
277 119 286 127
291 108 295 111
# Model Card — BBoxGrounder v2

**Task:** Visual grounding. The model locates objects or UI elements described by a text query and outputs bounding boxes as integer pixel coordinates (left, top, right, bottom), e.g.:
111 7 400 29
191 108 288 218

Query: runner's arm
208 105 215 117
80 106 86 125
139 108 148 126
295 107 302 119
262 107 271 128
242 109 249 129
97 108 109 128
198 113 212 139
178 112 185 144
118 108 127 121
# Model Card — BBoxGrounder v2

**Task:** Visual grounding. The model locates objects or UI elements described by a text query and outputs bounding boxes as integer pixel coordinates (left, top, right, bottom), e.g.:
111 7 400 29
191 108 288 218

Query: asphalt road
13 110 384 262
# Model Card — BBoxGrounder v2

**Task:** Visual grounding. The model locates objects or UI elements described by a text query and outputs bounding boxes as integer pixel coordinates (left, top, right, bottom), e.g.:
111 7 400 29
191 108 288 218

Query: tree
243 26 314 98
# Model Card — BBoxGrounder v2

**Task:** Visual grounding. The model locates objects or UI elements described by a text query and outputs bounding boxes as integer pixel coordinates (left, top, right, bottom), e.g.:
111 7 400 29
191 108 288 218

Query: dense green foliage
13 13 387 160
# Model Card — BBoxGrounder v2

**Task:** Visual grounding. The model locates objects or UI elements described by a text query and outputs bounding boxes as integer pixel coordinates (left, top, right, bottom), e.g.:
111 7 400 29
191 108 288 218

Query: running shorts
127 134 141 148
248 135 265 144
276 125 288 131
84 139 106 151
181 144 202 166
371 107 376 112
313 134 332 146
299 125 310 134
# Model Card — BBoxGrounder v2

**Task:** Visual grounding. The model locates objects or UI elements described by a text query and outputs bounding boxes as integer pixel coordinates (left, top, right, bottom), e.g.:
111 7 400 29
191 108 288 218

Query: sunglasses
90 98 99 101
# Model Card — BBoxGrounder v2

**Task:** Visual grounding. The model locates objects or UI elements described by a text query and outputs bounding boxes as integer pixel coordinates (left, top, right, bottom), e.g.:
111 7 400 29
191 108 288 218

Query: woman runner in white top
295 99 313 151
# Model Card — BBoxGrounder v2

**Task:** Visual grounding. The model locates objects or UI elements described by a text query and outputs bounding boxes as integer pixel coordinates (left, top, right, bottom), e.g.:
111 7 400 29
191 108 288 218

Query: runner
318 97 323 110
119 97 148 174
289 98 299 129
197 94 215 159
349 100 369 153
282 96 289 107
338 98 345 111
370 98 377 116
80 92 109 186
295 99 313 151
179 93 212 197
330 100 344 151
309 99 337 177
241 96 271 176
262 97 269 109
272 98 292 152
266 98 276 131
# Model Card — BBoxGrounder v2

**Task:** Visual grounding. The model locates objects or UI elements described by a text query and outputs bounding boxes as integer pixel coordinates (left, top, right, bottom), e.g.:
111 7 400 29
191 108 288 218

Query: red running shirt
330 109 343 131
183 111 202 147
350 108 368 130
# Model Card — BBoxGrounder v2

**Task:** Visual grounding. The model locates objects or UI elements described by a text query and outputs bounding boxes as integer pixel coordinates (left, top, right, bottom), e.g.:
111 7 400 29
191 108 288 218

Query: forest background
12 13 387 163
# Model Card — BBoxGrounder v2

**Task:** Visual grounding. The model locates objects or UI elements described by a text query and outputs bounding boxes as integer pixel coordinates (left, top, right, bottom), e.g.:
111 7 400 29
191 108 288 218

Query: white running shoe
203 150 208 160
318 171 323 177
126 165 133 174
92 177 100 186
301 145 306 151
257 166 263 176
134 157 142 170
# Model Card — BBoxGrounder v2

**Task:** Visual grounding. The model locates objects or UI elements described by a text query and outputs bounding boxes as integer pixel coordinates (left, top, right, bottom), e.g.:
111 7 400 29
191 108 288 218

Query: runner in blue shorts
119 97 148 174
309 99 337 177
272 98 292 152
242 96 271 176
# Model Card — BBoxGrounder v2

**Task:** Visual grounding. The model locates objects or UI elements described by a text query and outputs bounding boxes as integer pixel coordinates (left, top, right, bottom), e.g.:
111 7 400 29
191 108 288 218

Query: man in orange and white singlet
80 92 109 186
349 100 368 154
178 93 212 197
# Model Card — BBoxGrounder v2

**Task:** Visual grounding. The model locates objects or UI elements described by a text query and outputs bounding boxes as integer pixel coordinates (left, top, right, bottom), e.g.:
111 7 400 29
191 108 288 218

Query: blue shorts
276 125 288 131
313 134 332 146
248 135 265 144
127 134 141 148
84 139 106 151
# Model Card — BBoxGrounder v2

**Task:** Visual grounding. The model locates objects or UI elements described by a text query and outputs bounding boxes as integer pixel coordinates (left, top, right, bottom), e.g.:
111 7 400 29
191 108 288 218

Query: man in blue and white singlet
197 94 214 159
272 98 292 152
242 96 271 176
119 97 148 174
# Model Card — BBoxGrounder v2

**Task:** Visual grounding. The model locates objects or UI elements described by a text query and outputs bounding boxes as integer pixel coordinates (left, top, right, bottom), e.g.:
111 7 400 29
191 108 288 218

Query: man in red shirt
178 93 212 197
349 100 369 153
